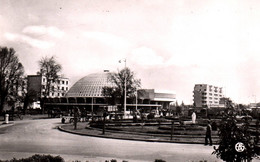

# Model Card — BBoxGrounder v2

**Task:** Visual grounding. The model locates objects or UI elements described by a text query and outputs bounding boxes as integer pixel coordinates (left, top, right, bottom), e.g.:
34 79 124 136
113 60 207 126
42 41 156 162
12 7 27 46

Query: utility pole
91 97 94 119
136 89 138 111
171 120 174 140
119 58 127 118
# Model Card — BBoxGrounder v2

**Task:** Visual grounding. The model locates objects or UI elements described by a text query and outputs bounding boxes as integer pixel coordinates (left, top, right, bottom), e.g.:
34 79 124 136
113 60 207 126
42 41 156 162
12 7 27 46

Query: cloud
130 46 164 66
23 25 64 38
83 31 132 50
143 0 165 5
27 14 40 22
4 32 54 49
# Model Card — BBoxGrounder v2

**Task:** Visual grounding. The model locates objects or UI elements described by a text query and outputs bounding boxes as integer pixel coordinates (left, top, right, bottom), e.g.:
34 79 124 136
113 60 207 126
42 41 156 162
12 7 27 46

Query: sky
1 0 260 104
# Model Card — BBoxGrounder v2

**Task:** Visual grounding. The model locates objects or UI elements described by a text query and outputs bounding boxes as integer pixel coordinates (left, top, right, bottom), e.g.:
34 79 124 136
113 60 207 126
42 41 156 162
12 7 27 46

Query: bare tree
0 47 24 113
37 56 62 112
102 67 141 111
38 56 62 97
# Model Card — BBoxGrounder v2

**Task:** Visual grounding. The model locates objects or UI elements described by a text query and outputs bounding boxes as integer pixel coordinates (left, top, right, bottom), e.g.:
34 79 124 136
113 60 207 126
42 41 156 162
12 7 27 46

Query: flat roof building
193 84 223 108
44 71 176 115
27 75 69 108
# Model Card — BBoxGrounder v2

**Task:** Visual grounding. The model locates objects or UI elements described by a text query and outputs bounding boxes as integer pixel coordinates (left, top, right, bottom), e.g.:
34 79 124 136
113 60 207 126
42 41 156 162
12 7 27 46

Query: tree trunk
0 94 7 113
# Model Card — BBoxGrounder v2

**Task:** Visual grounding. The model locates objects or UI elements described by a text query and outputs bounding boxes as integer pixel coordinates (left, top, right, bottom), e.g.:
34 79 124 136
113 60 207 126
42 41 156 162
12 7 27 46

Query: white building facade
193 84 223 108
27 75 69 100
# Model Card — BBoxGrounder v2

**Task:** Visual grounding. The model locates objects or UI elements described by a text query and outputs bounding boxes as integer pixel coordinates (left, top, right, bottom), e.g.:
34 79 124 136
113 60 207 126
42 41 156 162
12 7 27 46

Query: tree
37 56 62 111
102 67 141 111
102 86 121 105
212 107 259 162
0 47 24 113
73 106 80 130
22 89 38 114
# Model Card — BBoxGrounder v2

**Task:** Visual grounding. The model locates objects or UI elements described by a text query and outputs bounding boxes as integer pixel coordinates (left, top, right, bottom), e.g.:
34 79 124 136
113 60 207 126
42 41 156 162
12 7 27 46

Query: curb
58 126 216 145
0 122 14 128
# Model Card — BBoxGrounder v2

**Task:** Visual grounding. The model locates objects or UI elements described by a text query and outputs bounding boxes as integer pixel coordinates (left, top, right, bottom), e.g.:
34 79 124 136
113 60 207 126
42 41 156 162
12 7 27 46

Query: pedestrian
205 120 212 146
192 111 196 124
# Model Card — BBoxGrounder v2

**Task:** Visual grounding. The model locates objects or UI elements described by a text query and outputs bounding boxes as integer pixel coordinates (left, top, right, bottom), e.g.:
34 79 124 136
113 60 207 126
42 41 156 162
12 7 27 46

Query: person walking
205 120 212 146
192 111 196 124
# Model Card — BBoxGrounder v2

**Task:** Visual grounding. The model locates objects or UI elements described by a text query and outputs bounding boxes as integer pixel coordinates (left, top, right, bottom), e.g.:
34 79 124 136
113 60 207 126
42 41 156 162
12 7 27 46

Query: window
58 93 60 96
209 93 212 95
58 87 60 90
43 78 46 82
66 87 68 90
66 81 68 85
62 87 64 90
52 93 54 96
62 81 65 84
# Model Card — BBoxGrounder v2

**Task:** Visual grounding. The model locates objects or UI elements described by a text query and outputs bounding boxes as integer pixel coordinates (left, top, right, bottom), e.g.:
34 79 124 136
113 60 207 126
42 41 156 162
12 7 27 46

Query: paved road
0 119 232 161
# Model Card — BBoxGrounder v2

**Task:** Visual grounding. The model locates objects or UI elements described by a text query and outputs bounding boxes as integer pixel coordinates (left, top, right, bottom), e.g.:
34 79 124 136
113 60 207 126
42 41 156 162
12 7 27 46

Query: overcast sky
1 0 260 104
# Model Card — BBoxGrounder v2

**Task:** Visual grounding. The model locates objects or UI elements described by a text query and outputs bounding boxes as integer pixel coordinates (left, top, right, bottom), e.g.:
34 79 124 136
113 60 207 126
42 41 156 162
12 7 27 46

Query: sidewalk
0 114 48 129
0 122 14 129
59 122 218 144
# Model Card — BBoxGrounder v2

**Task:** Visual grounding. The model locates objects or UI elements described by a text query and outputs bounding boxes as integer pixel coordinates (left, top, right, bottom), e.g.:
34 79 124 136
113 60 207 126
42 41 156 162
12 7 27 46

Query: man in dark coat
205 120 212 145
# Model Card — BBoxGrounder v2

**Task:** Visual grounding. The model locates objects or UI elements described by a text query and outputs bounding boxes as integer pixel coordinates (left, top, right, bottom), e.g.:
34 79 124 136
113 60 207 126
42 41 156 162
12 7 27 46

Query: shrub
212 108 259 162
154 159 166 162
211 121 217 131
0 154 64 162
147 113 155 119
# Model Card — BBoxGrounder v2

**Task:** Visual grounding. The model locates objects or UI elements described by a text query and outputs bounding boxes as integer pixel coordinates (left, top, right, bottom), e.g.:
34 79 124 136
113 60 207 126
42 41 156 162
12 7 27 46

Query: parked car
61 116 74 123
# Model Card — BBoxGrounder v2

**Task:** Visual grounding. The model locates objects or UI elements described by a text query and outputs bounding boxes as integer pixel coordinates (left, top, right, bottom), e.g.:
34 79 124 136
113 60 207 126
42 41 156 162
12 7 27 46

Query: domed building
45 70 176 117
66 71 113 98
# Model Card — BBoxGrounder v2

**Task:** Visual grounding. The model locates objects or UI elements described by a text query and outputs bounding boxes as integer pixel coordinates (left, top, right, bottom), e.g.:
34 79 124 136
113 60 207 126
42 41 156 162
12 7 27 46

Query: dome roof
66 71 113 97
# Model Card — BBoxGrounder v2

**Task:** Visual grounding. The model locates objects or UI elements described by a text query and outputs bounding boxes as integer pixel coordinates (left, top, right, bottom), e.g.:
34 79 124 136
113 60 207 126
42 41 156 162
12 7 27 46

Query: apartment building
27 75 69 100
193 84 223 108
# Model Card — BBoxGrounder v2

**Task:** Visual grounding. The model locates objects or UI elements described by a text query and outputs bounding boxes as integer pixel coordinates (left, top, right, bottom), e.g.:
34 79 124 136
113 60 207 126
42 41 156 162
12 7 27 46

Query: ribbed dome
66 71 113 97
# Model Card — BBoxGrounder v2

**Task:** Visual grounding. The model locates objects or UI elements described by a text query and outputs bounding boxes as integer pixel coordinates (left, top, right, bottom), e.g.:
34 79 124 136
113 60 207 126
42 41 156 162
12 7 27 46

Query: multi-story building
27 75 69 106
193 84 223 108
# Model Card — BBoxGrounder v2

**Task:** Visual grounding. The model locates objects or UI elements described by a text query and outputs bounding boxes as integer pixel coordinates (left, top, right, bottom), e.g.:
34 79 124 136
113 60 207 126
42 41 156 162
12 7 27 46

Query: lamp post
119 59 127 118
135 89 138 111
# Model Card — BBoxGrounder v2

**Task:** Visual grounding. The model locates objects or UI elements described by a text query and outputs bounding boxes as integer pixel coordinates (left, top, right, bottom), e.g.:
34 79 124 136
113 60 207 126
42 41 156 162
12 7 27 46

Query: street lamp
135 89 138 111
119 59 127 118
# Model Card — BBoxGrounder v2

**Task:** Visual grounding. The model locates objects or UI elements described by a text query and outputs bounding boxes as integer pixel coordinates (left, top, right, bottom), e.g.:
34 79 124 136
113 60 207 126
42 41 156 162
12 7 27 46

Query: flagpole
119 59 127 118
124 59 127 119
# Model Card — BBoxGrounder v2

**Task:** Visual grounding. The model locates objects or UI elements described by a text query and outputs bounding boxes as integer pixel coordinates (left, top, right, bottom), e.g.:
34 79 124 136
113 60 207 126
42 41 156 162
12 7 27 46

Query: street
0 118 225 161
